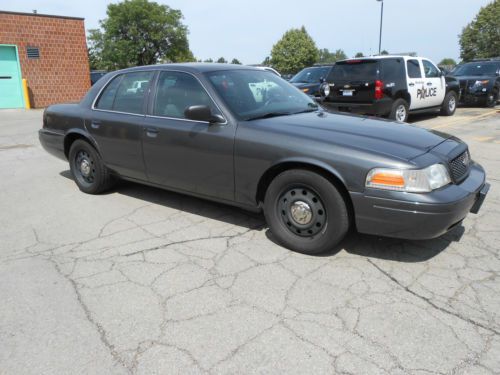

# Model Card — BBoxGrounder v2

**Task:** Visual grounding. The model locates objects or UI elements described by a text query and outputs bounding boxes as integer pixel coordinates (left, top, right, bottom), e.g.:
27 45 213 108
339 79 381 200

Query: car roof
337 55 424 62
116 63 260 75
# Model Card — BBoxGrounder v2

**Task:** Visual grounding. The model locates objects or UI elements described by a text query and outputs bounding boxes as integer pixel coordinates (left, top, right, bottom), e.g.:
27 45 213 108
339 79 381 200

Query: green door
0 45 24 109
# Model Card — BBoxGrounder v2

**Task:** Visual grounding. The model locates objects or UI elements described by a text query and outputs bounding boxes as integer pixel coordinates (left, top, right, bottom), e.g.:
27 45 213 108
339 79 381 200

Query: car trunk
329 60 380 104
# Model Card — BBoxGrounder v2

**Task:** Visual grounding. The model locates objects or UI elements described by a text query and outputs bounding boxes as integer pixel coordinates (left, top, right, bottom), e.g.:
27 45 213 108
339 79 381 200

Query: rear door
88 71 155 180
406 59 427 110
422 59 445 107
329 60 380 103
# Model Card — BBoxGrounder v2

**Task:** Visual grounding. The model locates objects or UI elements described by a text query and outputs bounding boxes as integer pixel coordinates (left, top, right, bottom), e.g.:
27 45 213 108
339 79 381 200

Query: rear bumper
323 98 393 116
350 163 488 240
39 129 66 161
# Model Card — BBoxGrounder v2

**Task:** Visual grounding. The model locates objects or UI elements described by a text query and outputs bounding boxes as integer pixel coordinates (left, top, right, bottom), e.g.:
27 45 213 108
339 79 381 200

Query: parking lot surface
1 107 499 374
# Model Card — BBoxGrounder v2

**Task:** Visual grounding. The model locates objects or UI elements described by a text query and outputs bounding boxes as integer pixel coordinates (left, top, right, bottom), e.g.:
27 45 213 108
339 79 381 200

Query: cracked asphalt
1 107 499 374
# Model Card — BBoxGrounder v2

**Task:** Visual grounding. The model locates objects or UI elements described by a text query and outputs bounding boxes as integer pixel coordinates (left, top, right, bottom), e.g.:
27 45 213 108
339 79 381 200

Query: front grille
449 150 470 182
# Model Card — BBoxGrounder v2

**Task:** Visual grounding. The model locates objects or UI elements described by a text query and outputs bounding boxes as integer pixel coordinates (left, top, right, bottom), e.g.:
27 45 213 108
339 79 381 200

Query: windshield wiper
245 112 292 121
291 108 318 115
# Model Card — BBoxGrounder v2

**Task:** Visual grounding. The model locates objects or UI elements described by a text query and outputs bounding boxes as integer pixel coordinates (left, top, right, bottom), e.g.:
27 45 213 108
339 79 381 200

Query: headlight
366 164 451 193
321 83 330 97
473 80 490 88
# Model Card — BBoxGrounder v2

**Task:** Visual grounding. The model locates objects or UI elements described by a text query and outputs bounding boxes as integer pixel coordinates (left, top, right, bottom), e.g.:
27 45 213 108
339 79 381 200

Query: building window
27 47 40 59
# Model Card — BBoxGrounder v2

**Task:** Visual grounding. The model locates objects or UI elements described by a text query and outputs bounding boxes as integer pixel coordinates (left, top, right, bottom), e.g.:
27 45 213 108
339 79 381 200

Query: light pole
377 0 384 54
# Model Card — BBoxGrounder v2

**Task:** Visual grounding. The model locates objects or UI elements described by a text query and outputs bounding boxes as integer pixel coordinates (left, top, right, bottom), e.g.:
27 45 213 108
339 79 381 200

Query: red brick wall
0 11 90 108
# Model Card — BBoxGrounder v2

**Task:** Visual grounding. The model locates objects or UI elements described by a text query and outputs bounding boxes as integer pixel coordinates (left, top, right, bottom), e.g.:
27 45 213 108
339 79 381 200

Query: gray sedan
39 64 488 254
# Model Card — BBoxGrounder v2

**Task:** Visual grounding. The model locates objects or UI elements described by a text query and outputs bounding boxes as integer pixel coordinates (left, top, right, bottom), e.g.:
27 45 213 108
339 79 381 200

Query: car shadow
60 170 461 262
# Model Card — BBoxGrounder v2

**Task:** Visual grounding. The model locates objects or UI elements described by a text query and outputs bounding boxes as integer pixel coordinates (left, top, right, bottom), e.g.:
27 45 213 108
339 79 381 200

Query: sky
1 0 492 64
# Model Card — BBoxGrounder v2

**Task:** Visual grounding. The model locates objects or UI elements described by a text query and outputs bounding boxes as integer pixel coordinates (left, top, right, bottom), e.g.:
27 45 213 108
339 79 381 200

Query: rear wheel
440 91 457 116
486 89 498 108
389 99 409 122
264 169 349 254
69 139 114 194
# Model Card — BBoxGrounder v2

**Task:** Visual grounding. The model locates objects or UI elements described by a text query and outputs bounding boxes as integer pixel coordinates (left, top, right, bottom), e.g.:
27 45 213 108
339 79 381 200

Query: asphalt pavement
0 106 499 374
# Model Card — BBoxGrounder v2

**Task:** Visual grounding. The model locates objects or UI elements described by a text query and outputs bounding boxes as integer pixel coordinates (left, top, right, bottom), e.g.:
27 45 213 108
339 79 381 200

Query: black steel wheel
264 169 350 254
69 139 114 194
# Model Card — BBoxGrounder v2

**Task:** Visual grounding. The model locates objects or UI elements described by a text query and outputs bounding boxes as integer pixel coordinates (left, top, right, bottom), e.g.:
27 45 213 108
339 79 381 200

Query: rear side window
422 60 440 78
95 71 154 114
407 60 422 78
380 58 405 82
331 60 379 81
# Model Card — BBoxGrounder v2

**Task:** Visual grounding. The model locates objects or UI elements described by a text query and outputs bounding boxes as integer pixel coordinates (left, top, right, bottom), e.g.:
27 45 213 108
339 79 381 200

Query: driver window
422 60 440 78
153 71 219 119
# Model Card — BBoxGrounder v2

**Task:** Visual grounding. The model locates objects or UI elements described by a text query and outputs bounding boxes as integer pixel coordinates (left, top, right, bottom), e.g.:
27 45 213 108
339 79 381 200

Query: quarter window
422 60 440 78
95 72 154 114
153 71 219 119
406 59 422 79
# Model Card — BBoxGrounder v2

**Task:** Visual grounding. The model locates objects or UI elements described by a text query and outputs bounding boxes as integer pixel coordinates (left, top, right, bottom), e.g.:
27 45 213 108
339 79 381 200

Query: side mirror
184 105 224 123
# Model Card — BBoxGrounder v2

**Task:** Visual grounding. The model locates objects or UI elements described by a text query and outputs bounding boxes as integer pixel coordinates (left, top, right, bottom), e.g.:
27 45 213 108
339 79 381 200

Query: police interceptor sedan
39 63 488 254
324 55 460 122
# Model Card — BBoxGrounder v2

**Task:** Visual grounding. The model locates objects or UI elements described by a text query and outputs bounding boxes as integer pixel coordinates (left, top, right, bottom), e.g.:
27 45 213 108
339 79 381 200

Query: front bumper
459 90 488 105
350 163 488 240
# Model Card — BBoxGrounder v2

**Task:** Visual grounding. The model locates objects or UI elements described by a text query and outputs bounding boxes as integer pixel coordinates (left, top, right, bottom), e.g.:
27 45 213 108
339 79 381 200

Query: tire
389 99 409 122
68 139 114 194
440 91 457 116
485 89 498 108
263 169 349 255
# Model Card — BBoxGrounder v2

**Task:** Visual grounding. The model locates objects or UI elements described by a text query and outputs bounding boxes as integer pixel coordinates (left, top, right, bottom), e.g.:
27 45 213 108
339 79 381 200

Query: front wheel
486 89 498 108
389 99 409 122
440 91 457 116
264 169 350 254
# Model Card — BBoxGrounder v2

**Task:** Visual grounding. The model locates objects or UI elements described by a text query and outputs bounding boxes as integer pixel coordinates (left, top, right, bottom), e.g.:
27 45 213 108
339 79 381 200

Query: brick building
0 11 90 108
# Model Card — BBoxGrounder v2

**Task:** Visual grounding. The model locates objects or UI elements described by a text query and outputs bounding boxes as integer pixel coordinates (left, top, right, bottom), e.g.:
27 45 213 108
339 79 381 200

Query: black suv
323 56 460 122
450 59 500 107
289 64 334 99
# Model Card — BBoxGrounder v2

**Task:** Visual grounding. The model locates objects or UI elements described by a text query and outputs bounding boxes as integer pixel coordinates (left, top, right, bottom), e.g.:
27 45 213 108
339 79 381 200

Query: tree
270 26 319 74
380 50 389 55
216 57 228 63
318 48 347 63
87 0 194 70
438 58 457 66
459 0 500 61
355 52 364 58
203 58 213 63
231 58 242 64
262 56 271 66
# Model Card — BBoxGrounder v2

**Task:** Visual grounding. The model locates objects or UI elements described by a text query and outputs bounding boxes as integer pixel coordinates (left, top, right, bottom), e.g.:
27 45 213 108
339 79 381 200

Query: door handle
409 83 415 87
427 82 433 86
90 121 101 129
145 127 159 137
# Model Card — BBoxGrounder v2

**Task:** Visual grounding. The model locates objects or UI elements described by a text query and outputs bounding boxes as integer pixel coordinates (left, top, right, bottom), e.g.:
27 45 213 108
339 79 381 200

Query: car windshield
290 67 330 83
331 60 379 81
206 69 318 121
451 63 499 76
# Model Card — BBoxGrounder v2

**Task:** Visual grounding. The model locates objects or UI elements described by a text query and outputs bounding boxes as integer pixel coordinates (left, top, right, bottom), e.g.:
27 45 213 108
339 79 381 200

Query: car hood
291 82 320 91
252 111 454 162
452 75 495 82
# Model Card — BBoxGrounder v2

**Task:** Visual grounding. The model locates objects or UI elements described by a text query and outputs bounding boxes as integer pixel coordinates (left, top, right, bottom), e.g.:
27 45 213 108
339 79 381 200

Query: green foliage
216 57 228 63
87 0 194 70
270 27 319 74
231 58 242 64
354 52 364 58
203 58 214 63
459 0 500 61
318 48 348 63
380 50 389 55
438 58 457 66
262 56 271 66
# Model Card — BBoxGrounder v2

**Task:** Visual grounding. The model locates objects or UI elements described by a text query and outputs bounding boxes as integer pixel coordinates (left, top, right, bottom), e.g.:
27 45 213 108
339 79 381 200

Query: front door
142 70 236 201
422 59 446 107
86 71 155 180
0 45 24 109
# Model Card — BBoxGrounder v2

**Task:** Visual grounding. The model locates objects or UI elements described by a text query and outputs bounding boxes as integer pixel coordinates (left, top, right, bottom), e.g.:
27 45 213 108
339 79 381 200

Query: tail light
375 80 384 100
